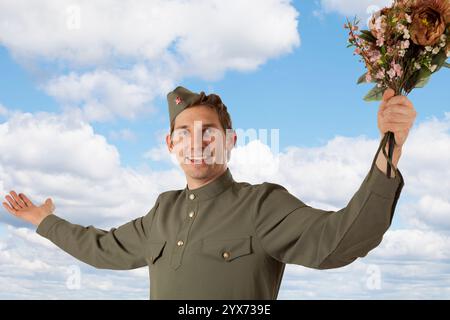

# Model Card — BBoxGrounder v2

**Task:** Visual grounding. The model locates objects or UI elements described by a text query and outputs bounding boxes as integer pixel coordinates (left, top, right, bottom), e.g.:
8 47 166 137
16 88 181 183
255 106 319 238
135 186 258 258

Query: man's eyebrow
202 123 219 128
174 123 219 130
174 125 189 130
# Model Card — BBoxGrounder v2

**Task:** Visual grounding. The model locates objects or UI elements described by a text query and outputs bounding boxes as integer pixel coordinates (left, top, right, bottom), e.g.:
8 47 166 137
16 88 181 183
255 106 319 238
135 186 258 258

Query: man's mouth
184 156 208 164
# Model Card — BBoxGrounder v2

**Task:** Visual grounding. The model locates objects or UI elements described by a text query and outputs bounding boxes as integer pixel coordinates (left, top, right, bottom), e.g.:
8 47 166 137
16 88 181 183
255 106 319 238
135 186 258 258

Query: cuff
36 214 63 237
365 162 405 198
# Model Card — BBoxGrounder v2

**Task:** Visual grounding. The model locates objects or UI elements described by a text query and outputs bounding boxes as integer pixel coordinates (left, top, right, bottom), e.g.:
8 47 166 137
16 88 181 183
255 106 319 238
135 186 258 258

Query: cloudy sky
0 0 449 299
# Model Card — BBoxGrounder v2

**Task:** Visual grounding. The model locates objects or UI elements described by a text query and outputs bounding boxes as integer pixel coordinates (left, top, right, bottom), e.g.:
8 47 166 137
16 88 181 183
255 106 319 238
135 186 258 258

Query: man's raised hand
2 191 55 227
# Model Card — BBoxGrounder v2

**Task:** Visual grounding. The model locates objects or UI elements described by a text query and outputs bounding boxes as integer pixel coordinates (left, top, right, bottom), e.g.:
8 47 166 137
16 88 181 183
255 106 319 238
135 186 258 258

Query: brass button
189 194 195 200
177 240 184 246
188 211 195 218
222 251 230 259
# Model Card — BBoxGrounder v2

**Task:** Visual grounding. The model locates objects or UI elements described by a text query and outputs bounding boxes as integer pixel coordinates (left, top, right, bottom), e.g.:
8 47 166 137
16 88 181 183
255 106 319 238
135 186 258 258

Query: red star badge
175 96 182 105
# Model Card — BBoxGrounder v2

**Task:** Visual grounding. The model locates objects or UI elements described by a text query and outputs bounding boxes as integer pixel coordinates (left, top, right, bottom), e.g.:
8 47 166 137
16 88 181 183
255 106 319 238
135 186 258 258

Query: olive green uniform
36 85 404 299
36 148 403 299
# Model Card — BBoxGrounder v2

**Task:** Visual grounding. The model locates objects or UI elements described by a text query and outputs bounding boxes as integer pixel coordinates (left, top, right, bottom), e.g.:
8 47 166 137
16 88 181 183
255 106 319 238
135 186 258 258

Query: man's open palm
2 191 54 226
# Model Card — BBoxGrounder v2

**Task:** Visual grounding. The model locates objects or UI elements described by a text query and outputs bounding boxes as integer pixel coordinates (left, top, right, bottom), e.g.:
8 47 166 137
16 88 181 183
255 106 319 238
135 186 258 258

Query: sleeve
253 146 404 270
35 196 160 270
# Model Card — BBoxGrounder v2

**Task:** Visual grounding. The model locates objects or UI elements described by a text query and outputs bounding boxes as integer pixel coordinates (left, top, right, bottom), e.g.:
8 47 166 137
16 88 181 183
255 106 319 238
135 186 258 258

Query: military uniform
36 86 404 299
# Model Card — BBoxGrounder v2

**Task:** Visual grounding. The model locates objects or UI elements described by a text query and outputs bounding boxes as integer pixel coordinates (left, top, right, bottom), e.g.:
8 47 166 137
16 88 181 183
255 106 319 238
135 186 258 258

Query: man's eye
203 128 213 137
175 129 189 136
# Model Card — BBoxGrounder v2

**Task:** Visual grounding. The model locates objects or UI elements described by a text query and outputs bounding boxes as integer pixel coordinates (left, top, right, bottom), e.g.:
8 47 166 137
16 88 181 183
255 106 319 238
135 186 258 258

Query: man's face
166 105 236 181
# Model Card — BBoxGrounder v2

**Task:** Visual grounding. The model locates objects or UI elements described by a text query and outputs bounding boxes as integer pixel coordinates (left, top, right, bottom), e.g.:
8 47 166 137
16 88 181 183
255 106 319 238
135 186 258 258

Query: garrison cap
167 86 209 123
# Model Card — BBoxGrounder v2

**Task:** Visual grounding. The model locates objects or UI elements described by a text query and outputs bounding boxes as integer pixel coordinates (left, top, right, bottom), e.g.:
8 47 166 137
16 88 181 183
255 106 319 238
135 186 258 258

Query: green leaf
364 85 385 101
444 62 450 68
357 73 367 84
405 68 432 92
359 30 376 43
431 50 448 71
357 72 376 84
414 75 431 88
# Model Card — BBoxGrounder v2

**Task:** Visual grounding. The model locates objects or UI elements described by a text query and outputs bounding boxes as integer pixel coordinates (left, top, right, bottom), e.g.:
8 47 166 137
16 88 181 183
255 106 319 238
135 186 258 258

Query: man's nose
188 130 209 146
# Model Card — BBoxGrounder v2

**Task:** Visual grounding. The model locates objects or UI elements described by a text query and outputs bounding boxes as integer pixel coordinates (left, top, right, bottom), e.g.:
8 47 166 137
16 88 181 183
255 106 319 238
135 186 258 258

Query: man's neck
187 167 227 190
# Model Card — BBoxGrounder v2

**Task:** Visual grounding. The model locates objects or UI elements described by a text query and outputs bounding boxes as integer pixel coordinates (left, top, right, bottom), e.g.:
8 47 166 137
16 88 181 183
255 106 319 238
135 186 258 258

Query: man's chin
182 163 215 179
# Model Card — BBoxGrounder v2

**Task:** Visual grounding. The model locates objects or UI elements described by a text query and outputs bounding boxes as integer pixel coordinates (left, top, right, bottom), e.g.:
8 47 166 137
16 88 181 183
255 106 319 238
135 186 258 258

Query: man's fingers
382 105 412 115
2 202 17 215
383 116 411 123
383 122 411 130
381 110 413 120
19 193 34 207
382 88 395 102
5 195 20 210
385 95 413 108
11 191 26 208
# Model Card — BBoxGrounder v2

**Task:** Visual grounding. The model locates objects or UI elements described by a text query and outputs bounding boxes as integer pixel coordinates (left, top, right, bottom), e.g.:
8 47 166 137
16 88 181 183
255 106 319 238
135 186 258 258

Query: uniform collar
184 168 234 201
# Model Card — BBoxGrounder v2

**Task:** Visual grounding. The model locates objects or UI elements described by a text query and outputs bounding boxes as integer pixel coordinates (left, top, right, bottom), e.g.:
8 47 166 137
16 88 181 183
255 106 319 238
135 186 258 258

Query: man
2 86 416 299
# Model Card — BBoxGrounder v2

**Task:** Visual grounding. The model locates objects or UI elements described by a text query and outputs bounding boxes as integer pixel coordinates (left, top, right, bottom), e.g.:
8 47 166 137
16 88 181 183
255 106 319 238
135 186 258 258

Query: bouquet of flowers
345 0 449 177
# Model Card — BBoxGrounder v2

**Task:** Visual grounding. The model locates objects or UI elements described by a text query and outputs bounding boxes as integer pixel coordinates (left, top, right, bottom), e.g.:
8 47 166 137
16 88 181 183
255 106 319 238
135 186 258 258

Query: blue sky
0 0 449 299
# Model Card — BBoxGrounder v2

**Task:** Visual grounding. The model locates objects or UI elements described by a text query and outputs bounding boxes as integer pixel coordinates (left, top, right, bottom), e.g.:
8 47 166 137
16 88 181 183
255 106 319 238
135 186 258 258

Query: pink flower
405 14 412 24
375 69 385 80
354 48 361 55
368 49 382 63
365 73 373 82
391 62 403 77
387 68 396 79
401 40 410 49
376 37 385 47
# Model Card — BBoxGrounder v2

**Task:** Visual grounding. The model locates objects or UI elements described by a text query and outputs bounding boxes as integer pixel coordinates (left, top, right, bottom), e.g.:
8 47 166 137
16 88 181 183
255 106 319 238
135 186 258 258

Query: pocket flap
202 236 252 262
148 241 166 264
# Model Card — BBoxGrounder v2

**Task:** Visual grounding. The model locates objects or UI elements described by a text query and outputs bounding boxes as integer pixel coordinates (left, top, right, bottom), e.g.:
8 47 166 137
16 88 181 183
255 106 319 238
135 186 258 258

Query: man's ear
227 129 237 150
225 129 236 162
165 133 173 153
225 129 236 150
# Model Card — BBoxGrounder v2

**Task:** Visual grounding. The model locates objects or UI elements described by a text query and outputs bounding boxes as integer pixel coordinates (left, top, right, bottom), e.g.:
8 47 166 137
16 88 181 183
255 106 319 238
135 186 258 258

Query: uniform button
189 194 195 200
188 211 195 218
222 251 230 259
177 240 184 246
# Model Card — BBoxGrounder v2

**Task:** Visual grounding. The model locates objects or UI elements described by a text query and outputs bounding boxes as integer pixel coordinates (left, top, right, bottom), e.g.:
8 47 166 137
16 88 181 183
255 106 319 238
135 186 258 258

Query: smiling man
2 85 415 299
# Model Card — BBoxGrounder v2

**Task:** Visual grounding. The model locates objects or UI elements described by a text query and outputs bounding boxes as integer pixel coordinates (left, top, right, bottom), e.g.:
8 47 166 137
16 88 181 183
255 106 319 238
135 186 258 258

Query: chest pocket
202 236 253 262
147 241 166 264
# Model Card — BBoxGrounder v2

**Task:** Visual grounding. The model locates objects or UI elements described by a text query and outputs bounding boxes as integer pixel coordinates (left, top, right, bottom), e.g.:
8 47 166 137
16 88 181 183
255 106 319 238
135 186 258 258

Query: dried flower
409 0 450 46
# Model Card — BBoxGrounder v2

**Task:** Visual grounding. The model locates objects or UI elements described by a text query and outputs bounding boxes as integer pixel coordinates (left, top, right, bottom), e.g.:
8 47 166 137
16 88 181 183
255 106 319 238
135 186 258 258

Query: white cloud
0 0 300 122
0 0 299 67
144 144 174 164
373 229 450 260
0 225 149 299
0 111 120 179
0 103 9 117
43 68 161 122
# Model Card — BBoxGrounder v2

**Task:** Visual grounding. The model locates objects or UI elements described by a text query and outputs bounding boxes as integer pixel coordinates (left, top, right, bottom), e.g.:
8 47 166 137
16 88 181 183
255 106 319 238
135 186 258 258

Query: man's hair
169 92 233 138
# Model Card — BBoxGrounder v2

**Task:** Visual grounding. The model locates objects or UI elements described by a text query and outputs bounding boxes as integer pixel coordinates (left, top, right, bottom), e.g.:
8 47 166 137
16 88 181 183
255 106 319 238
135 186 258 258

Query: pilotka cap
167 85 214 123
